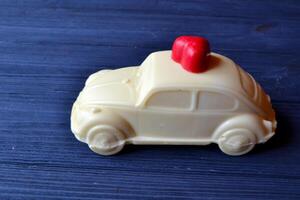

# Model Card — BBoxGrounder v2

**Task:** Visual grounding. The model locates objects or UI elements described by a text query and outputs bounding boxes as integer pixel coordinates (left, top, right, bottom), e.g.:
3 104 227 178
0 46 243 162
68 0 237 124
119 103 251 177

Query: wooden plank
0 0 299 199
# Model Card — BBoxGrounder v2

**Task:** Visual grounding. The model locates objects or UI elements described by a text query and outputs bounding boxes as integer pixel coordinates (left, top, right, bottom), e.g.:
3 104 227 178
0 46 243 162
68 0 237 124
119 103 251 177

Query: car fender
211 113 268 143
74 106 135 143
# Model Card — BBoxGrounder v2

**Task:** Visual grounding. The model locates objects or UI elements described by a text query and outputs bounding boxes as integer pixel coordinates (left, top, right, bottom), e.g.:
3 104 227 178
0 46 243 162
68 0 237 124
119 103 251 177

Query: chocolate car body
71 51 276 156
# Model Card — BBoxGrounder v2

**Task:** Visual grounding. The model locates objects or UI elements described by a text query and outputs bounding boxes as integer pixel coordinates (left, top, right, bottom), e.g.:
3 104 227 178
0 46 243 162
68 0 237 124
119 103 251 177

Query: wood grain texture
0 0 299 199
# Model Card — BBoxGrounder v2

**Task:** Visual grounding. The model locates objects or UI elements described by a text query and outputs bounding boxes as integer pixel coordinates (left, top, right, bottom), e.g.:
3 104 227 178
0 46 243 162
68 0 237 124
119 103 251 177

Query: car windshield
134 57 156 106
135 67 144 91
135 58 152 92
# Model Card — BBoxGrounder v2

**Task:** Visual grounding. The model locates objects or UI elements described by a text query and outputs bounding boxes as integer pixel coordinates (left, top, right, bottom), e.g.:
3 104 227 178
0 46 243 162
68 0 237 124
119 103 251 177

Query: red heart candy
171 36 210 73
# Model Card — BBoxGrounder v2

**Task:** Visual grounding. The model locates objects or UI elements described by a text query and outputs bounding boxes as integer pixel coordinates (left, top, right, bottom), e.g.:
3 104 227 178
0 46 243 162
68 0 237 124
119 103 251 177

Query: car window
198 91 236 111
147 91 192 110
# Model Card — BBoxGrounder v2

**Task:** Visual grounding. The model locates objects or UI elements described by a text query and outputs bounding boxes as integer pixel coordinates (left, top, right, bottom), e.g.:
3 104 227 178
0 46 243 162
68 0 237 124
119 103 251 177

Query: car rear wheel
87 125 125 156
218 128 256 156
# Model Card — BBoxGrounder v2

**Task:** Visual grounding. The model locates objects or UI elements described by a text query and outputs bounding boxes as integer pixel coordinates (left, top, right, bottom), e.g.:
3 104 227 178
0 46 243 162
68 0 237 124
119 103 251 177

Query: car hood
77 67 138 106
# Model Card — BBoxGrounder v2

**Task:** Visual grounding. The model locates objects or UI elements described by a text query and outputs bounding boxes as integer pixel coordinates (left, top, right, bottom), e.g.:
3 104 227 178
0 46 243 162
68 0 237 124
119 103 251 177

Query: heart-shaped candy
171 36 210 73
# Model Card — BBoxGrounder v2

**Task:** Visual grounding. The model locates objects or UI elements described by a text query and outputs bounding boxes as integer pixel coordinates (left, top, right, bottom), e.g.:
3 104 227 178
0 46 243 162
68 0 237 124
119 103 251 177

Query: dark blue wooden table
1 0 300 199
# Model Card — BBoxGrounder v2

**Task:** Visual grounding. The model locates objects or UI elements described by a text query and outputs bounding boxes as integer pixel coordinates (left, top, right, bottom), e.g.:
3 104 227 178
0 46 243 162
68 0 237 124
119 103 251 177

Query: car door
192 90 238 140
138 90 196 139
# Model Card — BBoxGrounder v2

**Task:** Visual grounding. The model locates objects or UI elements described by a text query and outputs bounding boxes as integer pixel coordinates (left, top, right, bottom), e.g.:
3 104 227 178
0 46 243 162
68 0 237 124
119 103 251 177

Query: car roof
138 51 244 99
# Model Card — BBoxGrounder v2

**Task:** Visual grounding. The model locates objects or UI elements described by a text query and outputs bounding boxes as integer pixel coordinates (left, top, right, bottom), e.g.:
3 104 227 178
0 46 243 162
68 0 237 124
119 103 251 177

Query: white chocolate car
71 36 276 156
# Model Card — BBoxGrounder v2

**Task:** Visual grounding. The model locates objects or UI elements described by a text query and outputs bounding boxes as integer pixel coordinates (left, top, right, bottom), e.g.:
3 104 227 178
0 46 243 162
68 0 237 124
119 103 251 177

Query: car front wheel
87 125 125 156
218 128 256 156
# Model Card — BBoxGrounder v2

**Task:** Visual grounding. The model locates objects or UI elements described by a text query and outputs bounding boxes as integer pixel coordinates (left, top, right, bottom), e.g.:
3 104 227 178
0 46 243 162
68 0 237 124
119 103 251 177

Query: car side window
198 91 236 111
147 91 192 110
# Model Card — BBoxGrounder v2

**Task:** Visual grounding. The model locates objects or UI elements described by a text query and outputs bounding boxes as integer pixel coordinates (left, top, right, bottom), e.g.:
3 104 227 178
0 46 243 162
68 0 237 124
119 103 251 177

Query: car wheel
87 125 125 156
218 128 256 156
